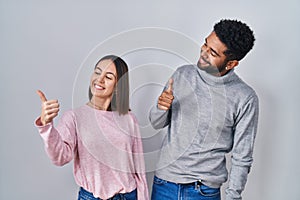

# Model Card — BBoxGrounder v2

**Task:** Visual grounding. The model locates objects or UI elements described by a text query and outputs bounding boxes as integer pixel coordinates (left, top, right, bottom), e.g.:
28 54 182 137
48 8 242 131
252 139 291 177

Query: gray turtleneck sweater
149 65 259 200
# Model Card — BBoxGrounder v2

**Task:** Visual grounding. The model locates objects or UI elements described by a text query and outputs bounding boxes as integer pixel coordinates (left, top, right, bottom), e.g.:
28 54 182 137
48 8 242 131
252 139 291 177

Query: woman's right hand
36 90 60 126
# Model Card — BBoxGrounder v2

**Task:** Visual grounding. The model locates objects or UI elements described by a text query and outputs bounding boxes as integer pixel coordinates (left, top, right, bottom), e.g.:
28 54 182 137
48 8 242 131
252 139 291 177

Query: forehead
206 31 227 55
96 59 117 73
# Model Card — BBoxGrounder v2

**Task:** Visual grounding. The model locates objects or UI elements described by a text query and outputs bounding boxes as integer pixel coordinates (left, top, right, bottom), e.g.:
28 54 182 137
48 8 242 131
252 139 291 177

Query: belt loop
196 180 202 190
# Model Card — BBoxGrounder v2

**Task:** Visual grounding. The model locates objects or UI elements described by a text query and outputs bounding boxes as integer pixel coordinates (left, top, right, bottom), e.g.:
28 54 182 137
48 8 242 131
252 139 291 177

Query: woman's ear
226 60 239 70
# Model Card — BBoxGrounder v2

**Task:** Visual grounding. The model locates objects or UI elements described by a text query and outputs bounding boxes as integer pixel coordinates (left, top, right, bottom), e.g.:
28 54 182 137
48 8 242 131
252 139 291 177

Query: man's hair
214 19 255 61
89 55 130 115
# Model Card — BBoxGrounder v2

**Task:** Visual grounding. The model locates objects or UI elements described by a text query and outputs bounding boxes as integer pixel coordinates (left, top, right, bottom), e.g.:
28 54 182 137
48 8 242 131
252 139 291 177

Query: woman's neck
87 97 111 110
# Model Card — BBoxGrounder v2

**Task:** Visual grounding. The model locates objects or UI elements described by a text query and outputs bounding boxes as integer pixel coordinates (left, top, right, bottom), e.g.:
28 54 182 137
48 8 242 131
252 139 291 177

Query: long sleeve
149 105 171 130
35 111 77 166
132 117 149 200
149 74 176 130
226 95 259 200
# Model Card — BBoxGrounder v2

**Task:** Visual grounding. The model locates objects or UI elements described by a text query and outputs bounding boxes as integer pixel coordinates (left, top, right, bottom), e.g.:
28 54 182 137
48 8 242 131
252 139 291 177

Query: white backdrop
1 0 299 199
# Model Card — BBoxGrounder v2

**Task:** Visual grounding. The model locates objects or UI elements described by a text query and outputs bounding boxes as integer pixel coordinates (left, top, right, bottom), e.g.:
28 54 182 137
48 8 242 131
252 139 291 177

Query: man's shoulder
175 64 197 75
177 64 196 71
231 73 258 102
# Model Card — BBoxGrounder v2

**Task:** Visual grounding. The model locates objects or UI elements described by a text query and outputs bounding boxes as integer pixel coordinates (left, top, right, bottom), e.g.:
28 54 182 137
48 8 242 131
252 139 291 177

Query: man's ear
226 60 239 70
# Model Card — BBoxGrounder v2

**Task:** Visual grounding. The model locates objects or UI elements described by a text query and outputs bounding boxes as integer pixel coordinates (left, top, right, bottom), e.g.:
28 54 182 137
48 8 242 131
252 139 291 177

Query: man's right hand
36 90 60 126
157 79 174 111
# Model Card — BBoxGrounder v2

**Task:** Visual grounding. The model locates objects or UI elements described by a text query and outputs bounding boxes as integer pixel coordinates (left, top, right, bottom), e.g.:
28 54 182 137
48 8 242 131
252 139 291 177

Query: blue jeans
78 187 137 200
151 176 220 200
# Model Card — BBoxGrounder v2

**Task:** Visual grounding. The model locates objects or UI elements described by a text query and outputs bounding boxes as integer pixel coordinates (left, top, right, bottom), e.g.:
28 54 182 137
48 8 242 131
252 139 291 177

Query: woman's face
90 59 117 100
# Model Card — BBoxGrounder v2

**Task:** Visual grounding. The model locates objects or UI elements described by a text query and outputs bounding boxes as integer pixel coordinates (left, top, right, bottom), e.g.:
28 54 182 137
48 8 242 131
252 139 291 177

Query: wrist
36 117 47 126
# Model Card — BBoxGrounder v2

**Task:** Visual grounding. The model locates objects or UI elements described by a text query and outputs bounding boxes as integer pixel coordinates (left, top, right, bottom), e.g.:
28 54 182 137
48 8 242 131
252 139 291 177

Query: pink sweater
35 105 149 200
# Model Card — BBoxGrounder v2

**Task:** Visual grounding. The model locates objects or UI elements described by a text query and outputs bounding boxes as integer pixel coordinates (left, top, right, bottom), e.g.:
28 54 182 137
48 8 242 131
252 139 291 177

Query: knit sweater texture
149 65 259 200
35 105 149 200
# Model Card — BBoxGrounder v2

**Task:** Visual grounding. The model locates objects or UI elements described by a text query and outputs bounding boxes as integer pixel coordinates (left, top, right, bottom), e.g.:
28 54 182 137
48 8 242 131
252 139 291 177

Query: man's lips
199 56 209 65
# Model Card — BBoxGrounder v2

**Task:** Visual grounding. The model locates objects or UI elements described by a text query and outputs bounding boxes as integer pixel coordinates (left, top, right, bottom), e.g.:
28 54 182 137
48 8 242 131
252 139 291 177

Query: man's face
197 31 229 76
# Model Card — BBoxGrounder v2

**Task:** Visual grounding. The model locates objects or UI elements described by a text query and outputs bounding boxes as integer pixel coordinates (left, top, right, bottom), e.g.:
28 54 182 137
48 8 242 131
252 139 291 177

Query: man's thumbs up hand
157 79 174 111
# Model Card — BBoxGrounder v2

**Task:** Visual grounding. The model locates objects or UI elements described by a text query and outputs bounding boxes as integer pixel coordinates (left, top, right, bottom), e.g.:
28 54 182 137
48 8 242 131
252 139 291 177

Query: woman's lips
94 84 104 90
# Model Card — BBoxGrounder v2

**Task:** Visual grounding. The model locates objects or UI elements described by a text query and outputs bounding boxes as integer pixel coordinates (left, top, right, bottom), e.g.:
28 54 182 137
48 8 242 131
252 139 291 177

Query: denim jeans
151 176 220 200
78 187 137 200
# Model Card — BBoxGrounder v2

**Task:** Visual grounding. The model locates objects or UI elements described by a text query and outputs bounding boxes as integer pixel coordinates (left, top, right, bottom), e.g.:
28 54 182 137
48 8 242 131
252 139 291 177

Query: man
149 19 259 200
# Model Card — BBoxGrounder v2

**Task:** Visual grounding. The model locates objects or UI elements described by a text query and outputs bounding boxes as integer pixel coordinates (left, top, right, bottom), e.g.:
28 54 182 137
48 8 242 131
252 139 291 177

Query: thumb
36 90 47 102
166 78 173 93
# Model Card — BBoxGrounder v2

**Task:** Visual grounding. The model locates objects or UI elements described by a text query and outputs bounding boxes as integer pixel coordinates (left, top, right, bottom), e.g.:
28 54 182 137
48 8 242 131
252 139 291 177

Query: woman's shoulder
60 105 88 120
114 111 139 127
71 104 90 115
128 111 139 123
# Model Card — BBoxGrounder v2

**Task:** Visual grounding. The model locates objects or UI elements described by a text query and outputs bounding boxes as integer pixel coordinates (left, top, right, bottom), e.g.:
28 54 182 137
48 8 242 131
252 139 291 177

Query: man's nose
201 47 209 58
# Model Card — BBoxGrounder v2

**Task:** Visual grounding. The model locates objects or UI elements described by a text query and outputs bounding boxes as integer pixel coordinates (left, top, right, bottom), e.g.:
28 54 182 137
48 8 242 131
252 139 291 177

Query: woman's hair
89 55 130 115
213 19 255 61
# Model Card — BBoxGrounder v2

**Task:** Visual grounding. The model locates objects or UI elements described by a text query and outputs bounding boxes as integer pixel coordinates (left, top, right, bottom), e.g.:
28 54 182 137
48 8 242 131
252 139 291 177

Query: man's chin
197 62 209 71
198 65 220 74
197 61 205 69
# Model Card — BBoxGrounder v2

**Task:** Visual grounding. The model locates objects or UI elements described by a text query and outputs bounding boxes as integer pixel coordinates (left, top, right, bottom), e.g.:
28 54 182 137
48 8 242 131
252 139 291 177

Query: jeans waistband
180 180 202 187
79 187 137 200
178 181 220 189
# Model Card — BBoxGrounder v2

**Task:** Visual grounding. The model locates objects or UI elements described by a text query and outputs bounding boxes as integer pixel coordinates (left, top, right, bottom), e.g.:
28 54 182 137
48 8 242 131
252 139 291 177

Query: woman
35 55 149 200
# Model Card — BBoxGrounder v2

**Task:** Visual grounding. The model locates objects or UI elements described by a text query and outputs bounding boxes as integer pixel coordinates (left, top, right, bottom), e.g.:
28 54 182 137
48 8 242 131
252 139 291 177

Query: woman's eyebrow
95 67 102 71
95 67 116 78
106 72 116 78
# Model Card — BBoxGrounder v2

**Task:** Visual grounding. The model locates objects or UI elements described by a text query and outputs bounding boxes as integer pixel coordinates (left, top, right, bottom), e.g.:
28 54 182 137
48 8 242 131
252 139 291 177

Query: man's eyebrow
205 38 221 57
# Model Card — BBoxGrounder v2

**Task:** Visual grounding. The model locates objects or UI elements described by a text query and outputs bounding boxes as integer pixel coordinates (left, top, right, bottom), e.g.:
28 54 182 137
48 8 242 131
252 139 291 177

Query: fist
158 79 174 111
36 90 60 126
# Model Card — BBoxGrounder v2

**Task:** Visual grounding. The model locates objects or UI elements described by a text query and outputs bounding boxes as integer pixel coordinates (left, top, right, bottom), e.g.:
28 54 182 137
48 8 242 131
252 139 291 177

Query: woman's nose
97 74 105 83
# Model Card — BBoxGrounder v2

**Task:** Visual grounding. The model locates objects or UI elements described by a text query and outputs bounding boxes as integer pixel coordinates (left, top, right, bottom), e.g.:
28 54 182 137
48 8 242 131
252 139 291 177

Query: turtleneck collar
195 65 238 87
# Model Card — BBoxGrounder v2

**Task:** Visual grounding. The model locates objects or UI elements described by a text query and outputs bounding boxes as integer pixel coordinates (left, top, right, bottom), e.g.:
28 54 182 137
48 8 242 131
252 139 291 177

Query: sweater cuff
34 116 53 134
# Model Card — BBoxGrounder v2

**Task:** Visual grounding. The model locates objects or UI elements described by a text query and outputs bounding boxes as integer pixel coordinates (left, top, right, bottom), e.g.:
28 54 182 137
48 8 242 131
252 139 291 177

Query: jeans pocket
153 176 168 185
197 184 220 197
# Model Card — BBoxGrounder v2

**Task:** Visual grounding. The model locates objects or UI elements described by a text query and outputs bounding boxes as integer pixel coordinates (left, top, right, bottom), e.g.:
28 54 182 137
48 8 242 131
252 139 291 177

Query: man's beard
197 59 227 75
